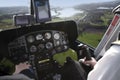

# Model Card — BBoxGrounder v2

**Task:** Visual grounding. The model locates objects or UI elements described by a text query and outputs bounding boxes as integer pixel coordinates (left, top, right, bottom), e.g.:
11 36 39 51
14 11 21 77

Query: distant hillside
0 6 29 15
74 0 120 35
74 0 120 11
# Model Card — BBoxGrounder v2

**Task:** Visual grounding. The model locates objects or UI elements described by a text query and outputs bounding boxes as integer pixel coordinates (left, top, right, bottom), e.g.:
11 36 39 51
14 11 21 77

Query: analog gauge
30 45 37 53
64 45 68 50
45 32 51 39
46 42 53 49
54 33 60 40
36 34 43 40
38 44 44 50
27 35 35 43
63 40 67 44
56 41 60 46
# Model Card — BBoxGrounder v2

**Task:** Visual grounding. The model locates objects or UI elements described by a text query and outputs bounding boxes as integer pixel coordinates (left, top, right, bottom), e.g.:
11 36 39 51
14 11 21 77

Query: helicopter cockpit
1 0 119 80
0 0 94 80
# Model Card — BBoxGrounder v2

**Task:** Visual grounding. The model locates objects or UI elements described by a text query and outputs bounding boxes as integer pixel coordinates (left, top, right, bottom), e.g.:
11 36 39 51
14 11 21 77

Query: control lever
78 44 93 74
78 44 92 60
81 45 92 60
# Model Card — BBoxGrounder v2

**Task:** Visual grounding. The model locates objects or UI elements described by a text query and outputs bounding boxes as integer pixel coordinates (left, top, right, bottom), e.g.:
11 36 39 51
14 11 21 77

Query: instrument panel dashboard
8 30 69 60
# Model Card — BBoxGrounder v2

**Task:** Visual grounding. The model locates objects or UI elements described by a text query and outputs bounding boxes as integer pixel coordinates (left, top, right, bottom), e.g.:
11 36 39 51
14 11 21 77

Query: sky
0 0 115 7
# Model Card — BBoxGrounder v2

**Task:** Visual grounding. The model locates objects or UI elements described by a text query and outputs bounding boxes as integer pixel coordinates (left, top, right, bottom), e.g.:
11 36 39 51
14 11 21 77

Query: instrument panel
8 30 69 60
26 30 69 54
0 20 78 80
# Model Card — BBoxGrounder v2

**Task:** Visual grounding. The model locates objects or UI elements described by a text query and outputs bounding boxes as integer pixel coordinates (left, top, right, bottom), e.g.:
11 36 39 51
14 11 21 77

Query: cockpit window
0 0 119 47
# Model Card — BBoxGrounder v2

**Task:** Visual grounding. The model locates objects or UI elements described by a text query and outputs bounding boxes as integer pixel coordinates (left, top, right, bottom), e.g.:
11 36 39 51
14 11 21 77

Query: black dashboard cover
0 20 78 57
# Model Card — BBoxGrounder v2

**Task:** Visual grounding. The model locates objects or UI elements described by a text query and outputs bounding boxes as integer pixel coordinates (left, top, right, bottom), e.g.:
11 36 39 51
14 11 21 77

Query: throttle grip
81 45 92 60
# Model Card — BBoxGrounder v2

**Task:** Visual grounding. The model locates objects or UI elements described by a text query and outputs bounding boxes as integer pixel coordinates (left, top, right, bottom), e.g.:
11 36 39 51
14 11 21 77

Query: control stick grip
82 45 92 60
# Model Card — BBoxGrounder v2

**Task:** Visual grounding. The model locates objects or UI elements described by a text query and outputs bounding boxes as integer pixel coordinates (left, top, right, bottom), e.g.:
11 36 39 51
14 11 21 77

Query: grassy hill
0 6 29 15
76 10 113 47
73 0 120 47
0 6 29 30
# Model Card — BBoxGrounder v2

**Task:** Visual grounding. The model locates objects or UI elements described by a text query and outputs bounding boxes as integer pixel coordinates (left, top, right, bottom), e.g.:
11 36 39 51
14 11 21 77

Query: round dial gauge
38 44 44 50
46 42 53 49
45 32 51 39
30 45 37 53
54 33 60 40
63 40 67 44
36 34 43 40
27 35 35 43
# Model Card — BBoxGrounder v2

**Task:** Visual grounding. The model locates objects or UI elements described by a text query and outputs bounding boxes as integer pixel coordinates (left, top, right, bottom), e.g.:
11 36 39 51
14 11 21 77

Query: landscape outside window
0 0 119 47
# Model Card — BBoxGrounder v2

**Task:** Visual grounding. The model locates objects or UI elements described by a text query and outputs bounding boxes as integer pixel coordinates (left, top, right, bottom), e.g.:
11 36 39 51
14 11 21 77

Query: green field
77 32 104 48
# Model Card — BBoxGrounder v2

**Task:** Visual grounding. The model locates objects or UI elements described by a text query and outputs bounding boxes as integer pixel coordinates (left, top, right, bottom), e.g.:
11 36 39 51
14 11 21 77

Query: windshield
0 0 119 47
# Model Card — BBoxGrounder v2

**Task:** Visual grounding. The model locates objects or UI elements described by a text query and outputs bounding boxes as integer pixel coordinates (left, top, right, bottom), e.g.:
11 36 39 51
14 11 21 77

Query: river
51 7 83 18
